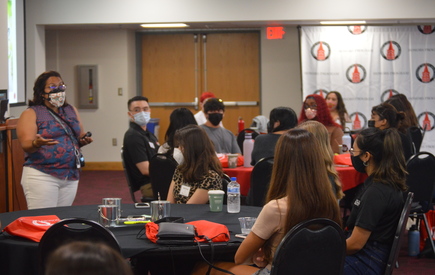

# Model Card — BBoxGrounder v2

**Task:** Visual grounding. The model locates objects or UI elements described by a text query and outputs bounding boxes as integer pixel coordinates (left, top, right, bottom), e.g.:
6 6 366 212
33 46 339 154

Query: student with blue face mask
123 96 160 199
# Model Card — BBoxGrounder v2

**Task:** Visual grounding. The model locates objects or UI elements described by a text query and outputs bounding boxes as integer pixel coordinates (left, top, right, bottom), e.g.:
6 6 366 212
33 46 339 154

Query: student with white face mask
17 71 93 210
123 96 160 199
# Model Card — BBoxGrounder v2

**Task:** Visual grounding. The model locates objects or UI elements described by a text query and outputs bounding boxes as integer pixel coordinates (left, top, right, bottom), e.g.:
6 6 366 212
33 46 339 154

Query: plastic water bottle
227 177 240 213
342 129 351 154
408 224 420 256
243 133 254 167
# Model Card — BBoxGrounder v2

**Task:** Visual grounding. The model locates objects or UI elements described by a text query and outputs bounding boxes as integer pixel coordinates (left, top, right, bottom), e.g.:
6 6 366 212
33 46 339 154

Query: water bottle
243 133 254 167
342 128 351 154
408 224 420 256
227 177 240 213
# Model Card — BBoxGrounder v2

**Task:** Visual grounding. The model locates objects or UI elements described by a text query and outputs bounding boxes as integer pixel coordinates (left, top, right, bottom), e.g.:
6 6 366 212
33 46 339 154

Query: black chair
409 126 425 154
149 153 178 200
120 147 153 203
237 128 260 155
222 173 231 204
38 218 121 275
247 156 274 206
385 192 414 275
406 152 435 257
270 218 346 275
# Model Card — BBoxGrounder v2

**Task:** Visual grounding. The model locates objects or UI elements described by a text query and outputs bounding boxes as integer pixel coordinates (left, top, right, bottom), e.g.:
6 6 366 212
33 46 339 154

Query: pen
124 221 151 225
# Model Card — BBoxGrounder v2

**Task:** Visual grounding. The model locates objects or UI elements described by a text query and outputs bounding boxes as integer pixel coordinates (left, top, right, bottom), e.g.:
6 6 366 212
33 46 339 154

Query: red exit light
267 27 285 39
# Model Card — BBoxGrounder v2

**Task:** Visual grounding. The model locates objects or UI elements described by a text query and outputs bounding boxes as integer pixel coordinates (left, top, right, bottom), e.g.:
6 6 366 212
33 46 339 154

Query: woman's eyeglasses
47 84 67 93
349 148 362 156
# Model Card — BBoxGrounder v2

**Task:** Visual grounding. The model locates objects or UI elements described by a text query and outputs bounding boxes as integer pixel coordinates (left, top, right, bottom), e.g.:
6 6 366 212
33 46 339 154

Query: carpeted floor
75 170 435 274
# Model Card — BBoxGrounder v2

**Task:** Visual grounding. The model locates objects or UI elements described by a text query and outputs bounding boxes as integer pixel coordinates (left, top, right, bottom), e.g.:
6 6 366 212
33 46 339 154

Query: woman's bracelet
32 139 41 148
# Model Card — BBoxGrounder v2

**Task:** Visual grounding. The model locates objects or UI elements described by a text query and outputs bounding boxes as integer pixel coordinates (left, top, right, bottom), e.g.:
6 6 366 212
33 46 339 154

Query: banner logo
417 112 435 131
381 89 400 102
313 89 329 98
416 63 435 83
311 41 331 61
350 112 367 130
348 26 367 35
417 25 435 35
346 64 366 83
380 41 401 60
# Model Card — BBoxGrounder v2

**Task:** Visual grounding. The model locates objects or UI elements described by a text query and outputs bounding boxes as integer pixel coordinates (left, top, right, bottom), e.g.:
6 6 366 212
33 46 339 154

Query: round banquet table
0 204 261 275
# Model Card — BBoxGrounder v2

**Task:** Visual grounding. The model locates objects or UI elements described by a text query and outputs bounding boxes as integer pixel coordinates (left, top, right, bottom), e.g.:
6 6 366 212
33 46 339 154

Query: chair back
149 153 178 200
247 156 274 206
38 218 120 275
270 218 346 275
384 192 414 275
406 152 435 207
237 128 260 155
409 126 423 153
222 173 231 204
121 147 142 203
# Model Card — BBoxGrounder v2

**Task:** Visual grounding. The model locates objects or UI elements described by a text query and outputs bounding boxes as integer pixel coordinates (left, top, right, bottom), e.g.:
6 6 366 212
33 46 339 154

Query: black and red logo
415 63 435 83
381 89 400 102
311 41 331 61
349 112 368 130
417 25 435 35
346 64 367 83
313 89 329 97
380 41 401 61
417 111 435 132
348 26 367 35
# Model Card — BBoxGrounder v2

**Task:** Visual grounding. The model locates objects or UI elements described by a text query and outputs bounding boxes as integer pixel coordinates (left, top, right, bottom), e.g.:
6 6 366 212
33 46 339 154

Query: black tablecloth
0 204 261 275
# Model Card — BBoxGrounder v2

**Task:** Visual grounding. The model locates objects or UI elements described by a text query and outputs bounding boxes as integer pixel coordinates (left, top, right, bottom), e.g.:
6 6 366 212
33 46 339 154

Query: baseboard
82 162 123 171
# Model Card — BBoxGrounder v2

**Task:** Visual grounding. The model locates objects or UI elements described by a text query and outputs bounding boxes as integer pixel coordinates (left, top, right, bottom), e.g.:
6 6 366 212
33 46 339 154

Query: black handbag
156 222 196 245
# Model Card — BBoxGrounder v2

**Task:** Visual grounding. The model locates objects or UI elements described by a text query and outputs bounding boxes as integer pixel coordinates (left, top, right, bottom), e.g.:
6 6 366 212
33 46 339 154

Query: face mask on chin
208 113 223 126
305 108 317 120
47 92 66 108
133 111 151 127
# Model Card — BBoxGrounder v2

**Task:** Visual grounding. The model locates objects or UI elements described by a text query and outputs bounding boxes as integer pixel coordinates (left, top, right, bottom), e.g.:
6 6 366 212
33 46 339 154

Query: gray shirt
200 125 241 154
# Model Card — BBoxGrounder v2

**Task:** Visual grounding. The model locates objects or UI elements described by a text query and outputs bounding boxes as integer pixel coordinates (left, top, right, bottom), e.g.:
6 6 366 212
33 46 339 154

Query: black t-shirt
250 133 281 166
346 176 404 245
123 122 159 190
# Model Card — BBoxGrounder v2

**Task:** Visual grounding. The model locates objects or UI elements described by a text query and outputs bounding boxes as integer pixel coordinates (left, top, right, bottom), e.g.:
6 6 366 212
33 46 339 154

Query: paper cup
208 190 225 212
227 154 239 168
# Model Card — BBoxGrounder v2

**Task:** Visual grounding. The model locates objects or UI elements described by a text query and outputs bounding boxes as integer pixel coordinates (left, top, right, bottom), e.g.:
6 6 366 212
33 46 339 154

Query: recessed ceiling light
140 23 189 28
320 21 366 25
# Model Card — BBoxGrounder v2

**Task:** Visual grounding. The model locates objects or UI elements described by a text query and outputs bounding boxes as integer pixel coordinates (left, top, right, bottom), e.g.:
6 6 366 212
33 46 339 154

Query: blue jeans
344 241 390 275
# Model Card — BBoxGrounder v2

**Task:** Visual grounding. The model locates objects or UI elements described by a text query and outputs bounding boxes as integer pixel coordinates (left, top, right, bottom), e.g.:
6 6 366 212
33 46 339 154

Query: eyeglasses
304 105 317 110
46 84 67 93
349 148 362 156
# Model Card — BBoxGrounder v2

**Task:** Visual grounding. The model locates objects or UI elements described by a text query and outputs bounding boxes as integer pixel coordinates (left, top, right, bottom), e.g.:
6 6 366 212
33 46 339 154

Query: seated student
344 127 407 274
369 102 413 160
194 91 224 127
192 129 341 274
297 120 344 200
325 91 351 130
167 125 223 204
158 108 197 164
251 107 297 166
45 241 133 275
298 94 343 154
200 98 241 154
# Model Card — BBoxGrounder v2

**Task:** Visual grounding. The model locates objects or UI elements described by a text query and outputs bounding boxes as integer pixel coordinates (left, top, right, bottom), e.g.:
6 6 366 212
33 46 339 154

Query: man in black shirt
123 96 159 198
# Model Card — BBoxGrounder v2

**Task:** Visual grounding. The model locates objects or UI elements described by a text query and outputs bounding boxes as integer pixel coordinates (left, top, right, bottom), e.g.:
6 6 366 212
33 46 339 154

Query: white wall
0 0 7 89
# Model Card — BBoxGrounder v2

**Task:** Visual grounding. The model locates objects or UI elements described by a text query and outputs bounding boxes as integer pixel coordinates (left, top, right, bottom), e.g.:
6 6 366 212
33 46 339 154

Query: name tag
180 185 191 197
149 142 155 149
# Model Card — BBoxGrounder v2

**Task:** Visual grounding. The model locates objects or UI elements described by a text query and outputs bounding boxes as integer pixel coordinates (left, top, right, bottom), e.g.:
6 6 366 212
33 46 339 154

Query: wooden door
141 32 260 144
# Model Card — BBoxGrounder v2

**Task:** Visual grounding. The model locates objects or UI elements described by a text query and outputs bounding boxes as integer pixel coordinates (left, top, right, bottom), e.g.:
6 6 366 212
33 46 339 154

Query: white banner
301 25 435 154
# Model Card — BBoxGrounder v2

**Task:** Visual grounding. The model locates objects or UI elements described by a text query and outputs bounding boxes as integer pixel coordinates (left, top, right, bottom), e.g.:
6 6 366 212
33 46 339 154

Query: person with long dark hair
158 108 197 164
250 106 297 165
17 71 93 209
167 125 223 204
192 129 341 274
344 127 408 274
299 94 343 154
326 91 351 130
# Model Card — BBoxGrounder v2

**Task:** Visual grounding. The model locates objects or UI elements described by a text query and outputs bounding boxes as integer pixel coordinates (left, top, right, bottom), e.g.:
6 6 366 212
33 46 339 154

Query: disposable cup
238 217 257 234
208 190 225 212
227 154 239 168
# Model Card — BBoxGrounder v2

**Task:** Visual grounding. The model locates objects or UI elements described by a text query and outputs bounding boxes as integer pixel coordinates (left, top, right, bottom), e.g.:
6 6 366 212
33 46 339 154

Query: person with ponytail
344 127 408 274
250 107 298 165
192 129 341 274
369 102 413 160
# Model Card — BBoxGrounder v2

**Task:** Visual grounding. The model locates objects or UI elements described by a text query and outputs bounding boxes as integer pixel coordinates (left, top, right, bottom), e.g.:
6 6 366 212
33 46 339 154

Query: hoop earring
363 161 369 167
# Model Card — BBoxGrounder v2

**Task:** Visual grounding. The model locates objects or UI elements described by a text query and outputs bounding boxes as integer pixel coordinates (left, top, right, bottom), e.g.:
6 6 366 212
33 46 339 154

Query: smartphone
235 233 248 239
134 202 150 208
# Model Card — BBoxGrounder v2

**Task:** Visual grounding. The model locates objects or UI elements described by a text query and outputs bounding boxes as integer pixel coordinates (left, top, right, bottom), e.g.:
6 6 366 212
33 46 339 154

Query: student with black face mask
250 107 297 166
199 98 241 154
344 127 408 275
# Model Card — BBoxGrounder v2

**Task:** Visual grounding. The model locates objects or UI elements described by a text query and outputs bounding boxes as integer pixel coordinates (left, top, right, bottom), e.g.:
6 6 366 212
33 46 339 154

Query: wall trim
82 162 123 171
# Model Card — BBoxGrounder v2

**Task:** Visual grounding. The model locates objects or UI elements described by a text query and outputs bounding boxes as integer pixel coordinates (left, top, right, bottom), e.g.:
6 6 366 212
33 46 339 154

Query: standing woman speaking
17 71 93 209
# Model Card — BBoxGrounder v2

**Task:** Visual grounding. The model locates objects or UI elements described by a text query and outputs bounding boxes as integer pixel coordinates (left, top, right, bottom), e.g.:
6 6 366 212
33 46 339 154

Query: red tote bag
2 215 61 242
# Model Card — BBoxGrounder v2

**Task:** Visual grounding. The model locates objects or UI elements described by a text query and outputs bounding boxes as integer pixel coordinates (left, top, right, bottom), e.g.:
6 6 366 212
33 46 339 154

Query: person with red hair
298 94 343 154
